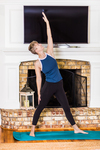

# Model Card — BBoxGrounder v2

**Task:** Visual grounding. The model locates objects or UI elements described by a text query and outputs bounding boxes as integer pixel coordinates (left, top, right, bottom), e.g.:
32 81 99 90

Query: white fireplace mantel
0 47 100 110
2 47 100 62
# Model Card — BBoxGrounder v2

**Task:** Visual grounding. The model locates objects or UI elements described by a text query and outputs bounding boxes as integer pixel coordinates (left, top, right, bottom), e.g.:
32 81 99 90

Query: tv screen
24 6 88 44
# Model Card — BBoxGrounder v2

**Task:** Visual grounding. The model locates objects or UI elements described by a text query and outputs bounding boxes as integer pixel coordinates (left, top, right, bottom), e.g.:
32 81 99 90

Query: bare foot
74 129 88 134
29 132 35 137
29 125 36 137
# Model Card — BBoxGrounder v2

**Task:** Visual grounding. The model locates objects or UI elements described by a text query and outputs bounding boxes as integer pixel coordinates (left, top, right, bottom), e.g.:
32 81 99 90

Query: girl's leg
55 85 76 126
30 82 54 136
54 80 88 134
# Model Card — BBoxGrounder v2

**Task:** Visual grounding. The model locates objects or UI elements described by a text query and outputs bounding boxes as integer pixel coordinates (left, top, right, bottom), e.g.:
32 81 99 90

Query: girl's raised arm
42 12 54 58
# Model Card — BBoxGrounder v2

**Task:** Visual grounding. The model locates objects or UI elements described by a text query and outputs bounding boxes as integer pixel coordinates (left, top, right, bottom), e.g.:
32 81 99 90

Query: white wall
0 0 100 48
0 0 100 115
0 5 5 109
0 5 5 124
0 5 5 47
1 0 100 48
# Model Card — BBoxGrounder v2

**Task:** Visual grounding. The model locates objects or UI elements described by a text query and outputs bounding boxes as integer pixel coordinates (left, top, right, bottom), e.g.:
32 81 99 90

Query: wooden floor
0 126 100 143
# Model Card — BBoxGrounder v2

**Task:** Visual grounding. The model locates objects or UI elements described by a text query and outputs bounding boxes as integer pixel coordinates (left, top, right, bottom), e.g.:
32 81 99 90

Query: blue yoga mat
13 130 100 141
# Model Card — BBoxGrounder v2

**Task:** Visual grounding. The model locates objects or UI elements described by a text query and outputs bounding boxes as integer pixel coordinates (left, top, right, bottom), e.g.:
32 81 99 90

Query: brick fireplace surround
1 58 100 130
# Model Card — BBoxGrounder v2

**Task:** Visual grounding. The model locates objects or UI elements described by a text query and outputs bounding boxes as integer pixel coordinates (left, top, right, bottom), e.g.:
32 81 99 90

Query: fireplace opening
28 69 87 108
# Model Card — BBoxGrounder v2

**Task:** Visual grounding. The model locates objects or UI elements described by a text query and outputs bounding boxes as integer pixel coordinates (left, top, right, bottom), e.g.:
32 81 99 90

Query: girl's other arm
34 61 42 104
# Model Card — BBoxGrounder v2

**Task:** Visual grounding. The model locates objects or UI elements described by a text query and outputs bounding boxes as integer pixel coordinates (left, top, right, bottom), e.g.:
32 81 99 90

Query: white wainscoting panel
90 62 100 107
10 9 23 43
4 64 20 109
5 5 23 47
90 9 99 43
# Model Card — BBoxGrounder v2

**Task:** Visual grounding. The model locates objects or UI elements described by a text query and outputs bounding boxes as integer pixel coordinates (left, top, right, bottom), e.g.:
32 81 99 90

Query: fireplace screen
28 69 87 108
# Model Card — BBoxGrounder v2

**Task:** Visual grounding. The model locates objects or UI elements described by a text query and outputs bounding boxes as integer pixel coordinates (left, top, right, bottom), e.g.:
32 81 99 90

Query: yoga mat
13 130 100 141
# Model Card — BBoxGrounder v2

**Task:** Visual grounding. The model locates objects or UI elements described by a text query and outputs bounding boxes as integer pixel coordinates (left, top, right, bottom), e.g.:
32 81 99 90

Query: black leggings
32 79 75 126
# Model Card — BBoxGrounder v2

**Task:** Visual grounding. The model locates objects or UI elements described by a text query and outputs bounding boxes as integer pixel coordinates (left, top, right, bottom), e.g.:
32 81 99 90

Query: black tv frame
24 6 89 45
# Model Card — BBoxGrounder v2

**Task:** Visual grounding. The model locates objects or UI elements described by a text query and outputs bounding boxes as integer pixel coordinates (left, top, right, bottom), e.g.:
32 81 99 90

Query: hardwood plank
0 126 100 143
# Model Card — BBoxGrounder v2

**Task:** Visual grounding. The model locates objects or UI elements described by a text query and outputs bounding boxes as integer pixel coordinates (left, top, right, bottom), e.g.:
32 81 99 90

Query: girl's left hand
42 12 49 23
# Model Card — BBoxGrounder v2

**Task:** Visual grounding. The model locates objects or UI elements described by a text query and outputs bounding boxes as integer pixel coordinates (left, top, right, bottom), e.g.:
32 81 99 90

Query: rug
13 130 100 141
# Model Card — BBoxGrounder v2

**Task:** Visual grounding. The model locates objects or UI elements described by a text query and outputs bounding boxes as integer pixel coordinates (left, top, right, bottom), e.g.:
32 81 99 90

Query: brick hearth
1 107 100 130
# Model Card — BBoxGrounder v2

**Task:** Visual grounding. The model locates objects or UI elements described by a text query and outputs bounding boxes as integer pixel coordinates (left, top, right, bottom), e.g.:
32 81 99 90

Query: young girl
28 12 88 137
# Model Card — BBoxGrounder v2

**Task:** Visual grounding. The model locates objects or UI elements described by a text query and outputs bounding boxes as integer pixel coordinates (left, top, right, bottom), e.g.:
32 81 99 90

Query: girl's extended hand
38 94 41 105
42 12 49 23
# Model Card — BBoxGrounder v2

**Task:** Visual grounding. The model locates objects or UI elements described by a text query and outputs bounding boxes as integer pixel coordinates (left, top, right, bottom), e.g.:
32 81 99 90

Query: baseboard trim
1 126 100 131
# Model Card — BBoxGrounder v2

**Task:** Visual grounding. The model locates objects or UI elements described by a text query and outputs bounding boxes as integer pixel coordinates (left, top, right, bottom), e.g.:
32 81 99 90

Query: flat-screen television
24 6 88 44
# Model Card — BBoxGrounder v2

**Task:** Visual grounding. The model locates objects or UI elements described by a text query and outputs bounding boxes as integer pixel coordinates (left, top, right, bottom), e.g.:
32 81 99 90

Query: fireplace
28 69 87 108
19 59 90 107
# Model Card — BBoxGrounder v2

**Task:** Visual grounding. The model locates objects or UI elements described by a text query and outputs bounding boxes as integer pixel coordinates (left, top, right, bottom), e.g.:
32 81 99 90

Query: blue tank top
38 53 63 83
